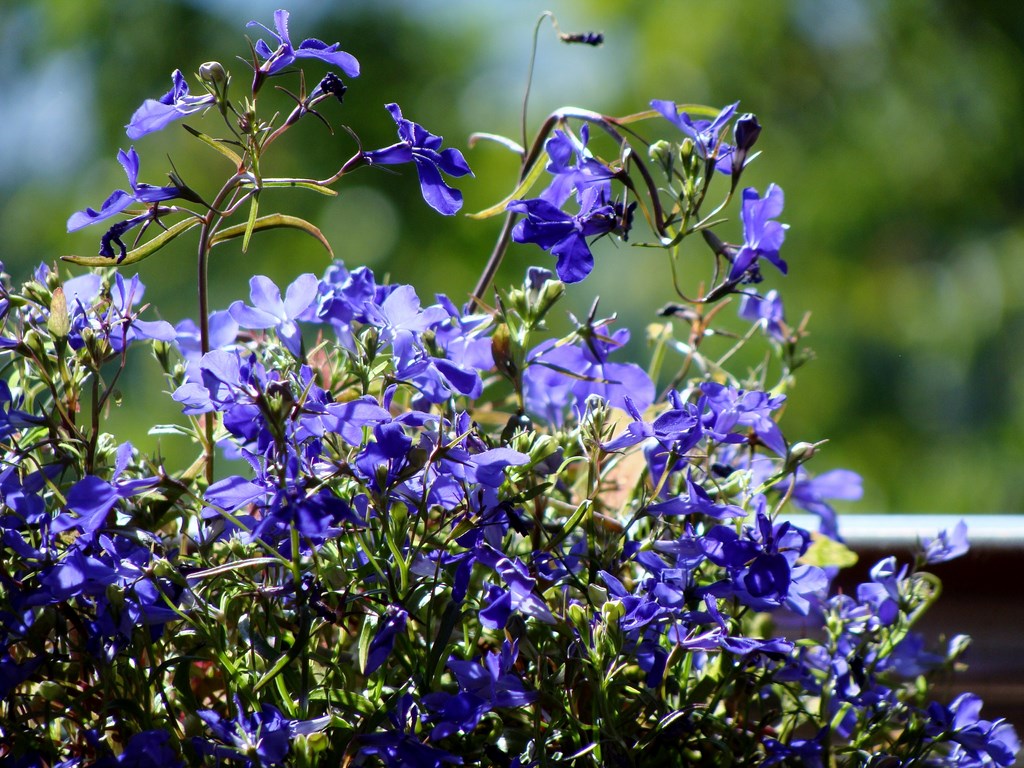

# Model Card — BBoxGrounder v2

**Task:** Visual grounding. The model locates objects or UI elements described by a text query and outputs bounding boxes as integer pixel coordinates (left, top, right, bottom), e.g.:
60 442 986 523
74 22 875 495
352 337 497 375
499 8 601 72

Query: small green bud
47 286 70 339
505 287 528 318
305 731 330 753
601 599 625 624
22 328 49 361
567 601 589 628
789 441 817 462
535 278 565 321
525 433 556 460
679 137 695 163
649 139 674 170
199 61 227 84
587 583 608 607
491 323 516 381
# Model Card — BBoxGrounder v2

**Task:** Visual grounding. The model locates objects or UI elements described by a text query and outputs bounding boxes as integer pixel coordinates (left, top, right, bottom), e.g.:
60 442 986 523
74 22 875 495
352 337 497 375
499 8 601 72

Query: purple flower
651 100 739 173
365 606 408 675
229 273 320 357
364 103 473 215
358 694 464 767
539 124 615 206
425 640 536 739
523 325 654 426
478 554 555 630
66 272 176 352
702 506 824 613
926 693 1020 767
247 10 360 80
701 381 787 456
67 147 180 232
508 186 624 283
738 289 787 342
729 183 789 282
193 696 330 767
125 70 215 140
922 519 969 564
50 442 159 544
92 729 183 768
646 469 745 520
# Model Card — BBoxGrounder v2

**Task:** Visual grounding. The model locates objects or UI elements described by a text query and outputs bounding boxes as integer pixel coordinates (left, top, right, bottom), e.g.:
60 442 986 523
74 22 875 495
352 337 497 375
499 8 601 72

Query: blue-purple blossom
508 186 624 283
90 728 184 768
651 100 739 173
523 325 654 426
67 147 180 232
193 696 330 767
364 103 473 215
0 380 44 439
477 551 555 630
229 273 319 357
926 693 1020 767
729 183 789 282
425 640 536 740
539 124 615 206
358 694 464 767
701 381 788 456
50 442 159 544
738 289 787 342
67 273 176 352
646 469 745 519
125 70 216 140
922 519 969 564
702 505 826 614
365 606 408 675
248 9 360 80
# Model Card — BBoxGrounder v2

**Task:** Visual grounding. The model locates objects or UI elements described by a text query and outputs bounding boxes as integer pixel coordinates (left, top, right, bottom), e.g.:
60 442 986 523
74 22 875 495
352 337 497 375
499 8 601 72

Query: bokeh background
3 0 1023 515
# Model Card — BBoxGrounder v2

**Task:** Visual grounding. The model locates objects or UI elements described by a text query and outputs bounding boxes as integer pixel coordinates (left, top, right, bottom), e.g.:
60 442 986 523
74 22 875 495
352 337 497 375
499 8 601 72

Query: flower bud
199 61 227 84
528 434 560 466
567 601 589 630
733 113 761 152
601 599 625 624
21 328 50 363
587 584 608 607
649 139 674 169
46 287 69 340
789 441 817 463
491 323 516 381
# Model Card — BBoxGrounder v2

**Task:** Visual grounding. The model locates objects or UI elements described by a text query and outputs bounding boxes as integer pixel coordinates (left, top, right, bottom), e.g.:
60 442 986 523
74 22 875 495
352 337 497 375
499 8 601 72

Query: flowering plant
0 10 1018 767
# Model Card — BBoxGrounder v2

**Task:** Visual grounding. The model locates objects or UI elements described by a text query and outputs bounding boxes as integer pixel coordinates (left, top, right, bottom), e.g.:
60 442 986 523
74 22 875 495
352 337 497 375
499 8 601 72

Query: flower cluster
0 9 1017 768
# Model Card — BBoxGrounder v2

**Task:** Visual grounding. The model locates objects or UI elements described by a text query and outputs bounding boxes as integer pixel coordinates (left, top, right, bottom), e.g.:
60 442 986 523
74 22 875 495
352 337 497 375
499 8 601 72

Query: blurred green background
3 0 1023 514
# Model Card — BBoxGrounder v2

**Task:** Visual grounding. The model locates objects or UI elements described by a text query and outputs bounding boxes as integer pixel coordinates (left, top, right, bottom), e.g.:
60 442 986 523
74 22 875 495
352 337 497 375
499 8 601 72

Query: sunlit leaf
467 153 550 219
62 218 201 267
210 214 333 257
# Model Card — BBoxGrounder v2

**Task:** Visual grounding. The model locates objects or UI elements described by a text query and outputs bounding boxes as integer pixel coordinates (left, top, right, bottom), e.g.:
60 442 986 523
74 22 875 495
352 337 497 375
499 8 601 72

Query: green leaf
148 424 194 437
358 613 376 675
210 214 334 257
800 533 859 569
466 153 550 220
181 124 243 167
242 193 259 253
615 103 723 126
425 601 462 686
257 179 338 196
62 218 201 267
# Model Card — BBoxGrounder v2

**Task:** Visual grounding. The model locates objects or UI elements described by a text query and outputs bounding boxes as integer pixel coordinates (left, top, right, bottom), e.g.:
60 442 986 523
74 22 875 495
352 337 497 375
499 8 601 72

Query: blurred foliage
3 0 1024 514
